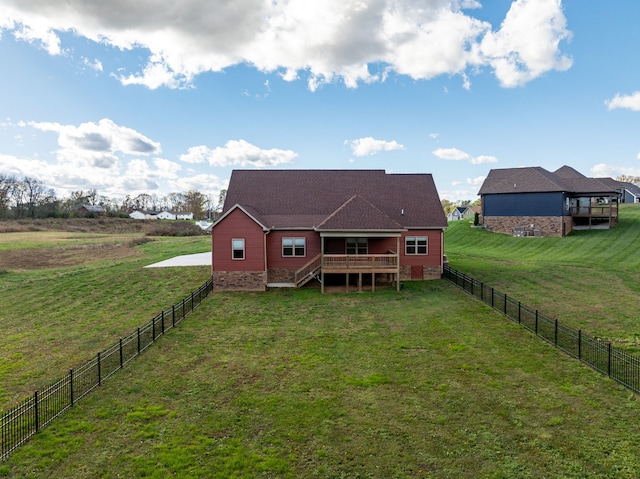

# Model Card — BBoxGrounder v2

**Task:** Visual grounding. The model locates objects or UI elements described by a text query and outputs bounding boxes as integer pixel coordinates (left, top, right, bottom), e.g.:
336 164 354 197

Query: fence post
554 319 558 346
535 310 538 335
504 294 507 315
119 338 123 369
69 369 74 407
480 282 484 302
182 298 186 319
491 288 494 308
161 310 165 335
172 305 175 328
518 301 521 324
191 292 194 311
98 352 102 386
152 316 156 341
578 330 582 360
34 391 39 433
608 343 612 377
137 328 141 354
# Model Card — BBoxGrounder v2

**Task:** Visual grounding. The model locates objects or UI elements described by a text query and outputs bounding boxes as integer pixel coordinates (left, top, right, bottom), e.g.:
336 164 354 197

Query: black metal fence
442 265 640 394
1 276 213 461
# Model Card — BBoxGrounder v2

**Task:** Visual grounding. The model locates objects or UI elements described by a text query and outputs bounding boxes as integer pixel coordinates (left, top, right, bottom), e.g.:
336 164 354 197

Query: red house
211 170 448 292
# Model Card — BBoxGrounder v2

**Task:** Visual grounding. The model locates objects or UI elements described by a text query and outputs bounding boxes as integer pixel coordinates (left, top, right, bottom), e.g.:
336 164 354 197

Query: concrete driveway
145 252 211 268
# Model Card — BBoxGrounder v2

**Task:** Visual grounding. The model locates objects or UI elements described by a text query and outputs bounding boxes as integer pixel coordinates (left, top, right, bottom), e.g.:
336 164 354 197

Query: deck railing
570 205 618 217
294 254 322 286
322 254 398 271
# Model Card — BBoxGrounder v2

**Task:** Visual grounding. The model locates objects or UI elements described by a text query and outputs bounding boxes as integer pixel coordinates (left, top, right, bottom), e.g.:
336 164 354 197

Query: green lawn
444 204 640 347
3 283 640 478
3 215 640 477
0 234 212 410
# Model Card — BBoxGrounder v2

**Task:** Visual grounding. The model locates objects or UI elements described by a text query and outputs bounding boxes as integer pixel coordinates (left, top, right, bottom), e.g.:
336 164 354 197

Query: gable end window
283 237 306 257
232 238 245 260
405 236 427 255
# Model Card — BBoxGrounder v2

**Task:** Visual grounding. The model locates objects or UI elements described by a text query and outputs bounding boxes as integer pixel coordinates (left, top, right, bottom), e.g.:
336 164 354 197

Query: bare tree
616 175 640 186
184 190 207 219
0 174 18 218
19 177 56 218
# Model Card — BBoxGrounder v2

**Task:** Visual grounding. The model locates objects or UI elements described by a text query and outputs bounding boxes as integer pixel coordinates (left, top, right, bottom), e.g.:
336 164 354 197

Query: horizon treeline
0 174 226 220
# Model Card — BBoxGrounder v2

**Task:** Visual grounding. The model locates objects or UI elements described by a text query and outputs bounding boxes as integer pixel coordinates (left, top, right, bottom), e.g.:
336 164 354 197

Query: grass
3 213 640 476
0 233 212 409
444 204 640 348
3 283 640 478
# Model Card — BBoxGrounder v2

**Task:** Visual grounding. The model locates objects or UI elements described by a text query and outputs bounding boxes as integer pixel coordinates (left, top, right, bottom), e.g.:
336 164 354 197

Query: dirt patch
0 217 206 236
0 242 145 271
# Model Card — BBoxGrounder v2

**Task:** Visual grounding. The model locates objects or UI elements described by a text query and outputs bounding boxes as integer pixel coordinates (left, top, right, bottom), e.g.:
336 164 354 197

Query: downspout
264 230 269 287
321 235 325 294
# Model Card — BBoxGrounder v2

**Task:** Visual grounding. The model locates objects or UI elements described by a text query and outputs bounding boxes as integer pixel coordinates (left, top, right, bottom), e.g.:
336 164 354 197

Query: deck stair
294 254 322 287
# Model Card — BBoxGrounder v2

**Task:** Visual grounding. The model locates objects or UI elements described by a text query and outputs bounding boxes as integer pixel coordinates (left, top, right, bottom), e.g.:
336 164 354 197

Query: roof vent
401 209 405 215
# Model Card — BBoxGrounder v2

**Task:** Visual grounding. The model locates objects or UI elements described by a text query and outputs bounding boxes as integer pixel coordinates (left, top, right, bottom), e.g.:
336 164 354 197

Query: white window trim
405 236 428 255
232 238 245 260
282 237 306 257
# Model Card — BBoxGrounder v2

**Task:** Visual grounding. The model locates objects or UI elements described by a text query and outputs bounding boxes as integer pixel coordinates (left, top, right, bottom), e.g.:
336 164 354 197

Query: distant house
196 219 213 232
129 210 157 220
447 206 473 221
176 211 194 220
78 204 105 217
211 169 448 292
612 181 640 204
478 165 621 237
156 210 176 220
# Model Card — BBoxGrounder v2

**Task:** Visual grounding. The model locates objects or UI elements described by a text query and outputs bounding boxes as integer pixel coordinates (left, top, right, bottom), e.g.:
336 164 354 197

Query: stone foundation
483 216 568 237
267 268 295 284
423 265 442 280
213 271 267 291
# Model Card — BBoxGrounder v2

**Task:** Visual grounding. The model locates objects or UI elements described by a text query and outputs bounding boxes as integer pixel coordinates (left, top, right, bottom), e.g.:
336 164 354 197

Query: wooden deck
321 254 399 274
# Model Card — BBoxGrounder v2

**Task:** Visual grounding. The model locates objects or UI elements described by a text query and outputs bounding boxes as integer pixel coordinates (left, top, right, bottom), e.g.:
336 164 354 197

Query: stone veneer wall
213 271 267 291
267 268 295 284
483 216 568 237
423 265 442 280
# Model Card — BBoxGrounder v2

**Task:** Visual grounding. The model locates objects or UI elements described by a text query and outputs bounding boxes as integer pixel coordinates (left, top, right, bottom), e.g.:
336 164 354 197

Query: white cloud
347 137 405 157
180 140 297 168
0 0 573 90
605 91 640 111
590 163 640 179
433 147 498 164
433 147 470 161
477 0 573 88
168 173 227 194
467 175 486 186
3 119 178 197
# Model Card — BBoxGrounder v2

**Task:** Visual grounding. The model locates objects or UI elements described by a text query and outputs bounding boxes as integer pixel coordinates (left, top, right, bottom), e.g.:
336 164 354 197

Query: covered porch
569 194 619 230
319 232 401 293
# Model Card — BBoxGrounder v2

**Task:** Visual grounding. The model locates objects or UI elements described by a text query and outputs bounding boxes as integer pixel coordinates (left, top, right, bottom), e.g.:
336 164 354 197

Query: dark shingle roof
222 169 447 230
478 166 618 196
316 195 404 231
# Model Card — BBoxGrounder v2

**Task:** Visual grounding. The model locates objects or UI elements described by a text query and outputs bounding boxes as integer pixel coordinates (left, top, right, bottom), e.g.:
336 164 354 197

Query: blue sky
1 0 639 204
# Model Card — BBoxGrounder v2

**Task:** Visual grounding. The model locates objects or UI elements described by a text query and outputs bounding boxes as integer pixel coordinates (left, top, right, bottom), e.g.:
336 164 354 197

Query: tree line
0 174 226 220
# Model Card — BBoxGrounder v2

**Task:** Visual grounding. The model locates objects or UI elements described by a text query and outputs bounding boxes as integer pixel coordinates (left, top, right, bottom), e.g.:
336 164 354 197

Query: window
282 237 306 257
405 236 427 255
232 238 245 260
346 238 368 255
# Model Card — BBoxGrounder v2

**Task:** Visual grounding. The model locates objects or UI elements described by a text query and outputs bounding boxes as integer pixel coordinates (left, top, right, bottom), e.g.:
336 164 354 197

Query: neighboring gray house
478 165 621 237
615 181 640 204
447 206 472 221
